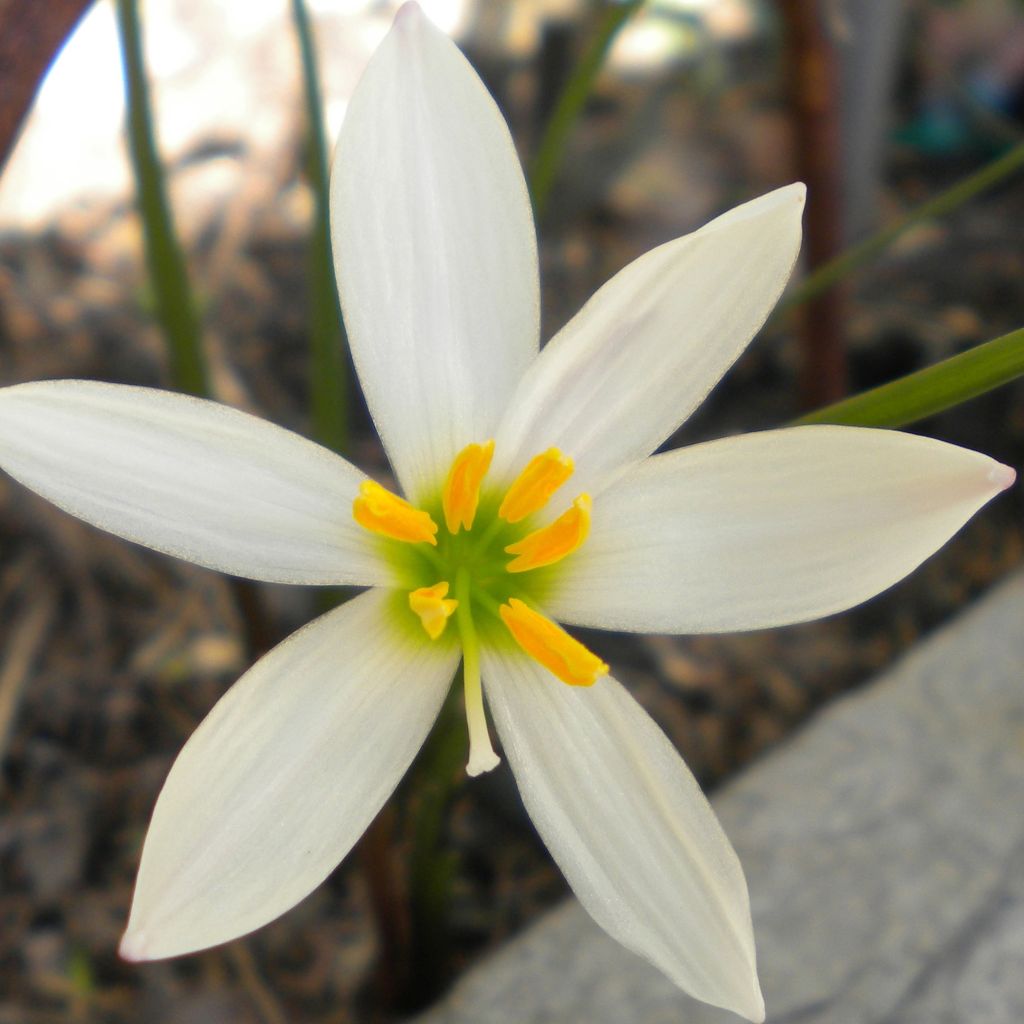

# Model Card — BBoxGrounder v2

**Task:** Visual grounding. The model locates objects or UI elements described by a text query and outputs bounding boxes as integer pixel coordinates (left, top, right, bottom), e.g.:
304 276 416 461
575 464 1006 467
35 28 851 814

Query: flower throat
352 442 608 774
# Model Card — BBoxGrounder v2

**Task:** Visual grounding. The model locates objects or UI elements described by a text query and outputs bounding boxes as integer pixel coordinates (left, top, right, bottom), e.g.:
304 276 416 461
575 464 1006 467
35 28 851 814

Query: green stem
794 325 1024 428
782 141 1024 313
404 686 464 1008
528 0 645 220
290 0 349 454
115 0 207 396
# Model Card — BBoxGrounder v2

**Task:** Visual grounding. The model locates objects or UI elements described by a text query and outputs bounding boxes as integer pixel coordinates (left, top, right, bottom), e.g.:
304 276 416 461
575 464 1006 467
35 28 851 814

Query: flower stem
115 0 208 397
404 687 464 1008
355 803 411 1009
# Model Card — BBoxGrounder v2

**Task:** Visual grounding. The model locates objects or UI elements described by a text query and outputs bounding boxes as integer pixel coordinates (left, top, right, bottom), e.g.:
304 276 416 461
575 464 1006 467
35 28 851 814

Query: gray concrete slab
415 569 1024 1024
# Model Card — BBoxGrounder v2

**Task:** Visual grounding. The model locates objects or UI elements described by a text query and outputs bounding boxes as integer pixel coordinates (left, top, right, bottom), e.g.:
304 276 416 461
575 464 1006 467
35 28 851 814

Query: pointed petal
331 4 539 502
493 185 804 497
121 589 457 960
482 650 764 1022
549 426 1015 634
0 380 388 585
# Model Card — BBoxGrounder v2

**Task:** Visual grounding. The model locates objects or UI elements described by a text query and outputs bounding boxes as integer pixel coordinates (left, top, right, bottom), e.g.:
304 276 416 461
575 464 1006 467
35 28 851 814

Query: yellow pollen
409 582 459 640
499 599 608 687
442 440 494 534
504 494 591 573
498 448 574 523
353 480 438 546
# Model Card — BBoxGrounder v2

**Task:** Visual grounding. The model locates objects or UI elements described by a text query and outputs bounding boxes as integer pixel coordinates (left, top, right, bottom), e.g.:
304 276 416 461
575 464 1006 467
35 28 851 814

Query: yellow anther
353 480 438 546
504 495 591 573
409 582 459 640
498 448 574 523
442 440 494 534
499 599 608 687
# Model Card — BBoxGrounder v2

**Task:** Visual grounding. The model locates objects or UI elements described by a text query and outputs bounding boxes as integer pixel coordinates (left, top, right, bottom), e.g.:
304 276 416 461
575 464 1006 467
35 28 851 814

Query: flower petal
493 185 805 498
549 425 1015 634
482 649 764 1022
120 588 457 960
331 3 539 502
0 380 389 586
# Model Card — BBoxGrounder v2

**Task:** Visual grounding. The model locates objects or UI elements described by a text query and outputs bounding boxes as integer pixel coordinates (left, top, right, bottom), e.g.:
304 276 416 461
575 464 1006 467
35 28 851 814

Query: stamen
498 448 573 523
408 582 458 640
499 598 608 687
353 480 438 546
442 440 494 534
504 495 591 573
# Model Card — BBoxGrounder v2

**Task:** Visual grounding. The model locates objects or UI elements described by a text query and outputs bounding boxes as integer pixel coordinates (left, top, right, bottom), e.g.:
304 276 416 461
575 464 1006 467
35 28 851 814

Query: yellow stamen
499 599 608 687
442 440 494 534
353 480 438 546
498 448 573 523
504 495 591 573
409 582 458 640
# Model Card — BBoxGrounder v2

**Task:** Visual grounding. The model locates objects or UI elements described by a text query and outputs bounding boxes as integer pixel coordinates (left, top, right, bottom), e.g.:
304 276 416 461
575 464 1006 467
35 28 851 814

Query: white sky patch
0 0 739 230
0 0 469 231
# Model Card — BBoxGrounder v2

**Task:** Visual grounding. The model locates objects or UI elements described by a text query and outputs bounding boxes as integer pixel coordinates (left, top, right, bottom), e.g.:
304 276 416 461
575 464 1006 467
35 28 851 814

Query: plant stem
115 0 207 397
529 0 644 220
290 0 349 454
404 687 464 1009
794 325 1024 428
356 804 411 1008
782 140 1024 313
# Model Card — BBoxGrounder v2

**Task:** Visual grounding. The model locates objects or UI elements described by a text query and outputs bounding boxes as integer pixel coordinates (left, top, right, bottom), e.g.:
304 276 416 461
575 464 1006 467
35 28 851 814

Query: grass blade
291 0 349 454
795 326 1024 428
115 0 207 397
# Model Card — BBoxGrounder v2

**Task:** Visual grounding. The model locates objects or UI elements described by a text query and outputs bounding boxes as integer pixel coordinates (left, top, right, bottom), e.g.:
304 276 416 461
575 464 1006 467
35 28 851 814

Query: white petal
549 425 1015 634
120 588 458 960
0 380 388 586
493 185 804 498
331 4 539 502
482 650 764 1022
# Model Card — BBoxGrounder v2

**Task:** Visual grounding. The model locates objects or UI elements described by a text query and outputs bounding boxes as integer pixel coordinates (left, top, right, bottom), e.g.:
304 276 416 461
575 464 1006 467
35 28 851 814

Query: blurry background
1 1 1024 1021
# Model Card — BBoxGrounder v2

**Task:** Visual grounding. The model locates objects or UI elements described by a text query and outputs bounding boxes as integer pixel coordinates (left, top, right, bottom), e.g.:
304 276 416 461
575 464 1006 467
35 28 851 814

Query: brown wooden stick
0 0 95 173
778 0 848 407
356 804 412 1014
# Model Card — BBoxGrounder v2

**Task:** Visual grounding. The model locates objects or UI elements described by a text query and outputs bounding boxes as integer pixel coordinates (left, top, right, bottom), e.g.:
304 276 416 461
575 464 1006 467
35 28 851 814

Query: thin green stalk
405 686 464 1007
115 0 207 396
291 0 349 454
529 0 645 219
782 141 1024 313
794 326 1024 428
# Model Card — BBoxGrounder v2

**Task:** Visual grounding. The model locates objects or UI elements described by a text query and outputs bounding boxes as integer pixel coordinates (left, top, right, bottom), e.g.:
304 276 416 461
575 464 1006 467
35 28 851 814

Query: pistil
454 566 500 775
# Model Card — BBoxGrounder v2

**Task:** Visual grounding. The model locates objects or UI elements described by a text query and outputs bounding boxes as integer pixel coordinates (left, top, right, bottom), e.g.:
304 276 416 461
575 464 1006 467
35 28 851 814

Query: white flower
0 5 1013 1020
